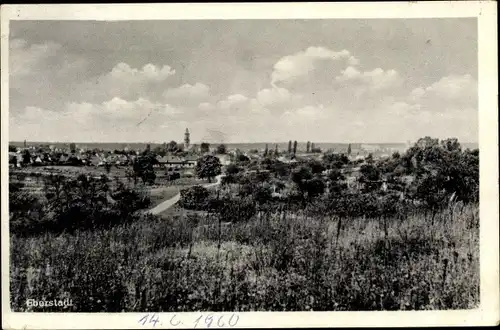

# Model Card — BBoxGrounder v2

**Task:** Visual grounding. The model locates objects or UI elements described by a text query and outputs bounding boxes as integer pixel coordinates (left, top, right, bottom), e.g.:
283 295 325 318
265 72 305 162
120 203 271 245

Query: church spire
184 128 190 150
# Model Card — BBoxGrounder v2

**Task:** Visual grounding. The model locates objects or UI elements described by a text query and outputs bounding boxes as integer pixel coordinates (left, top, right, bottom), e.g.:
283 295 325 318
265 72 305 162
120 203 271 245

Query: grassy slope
10 205 479 312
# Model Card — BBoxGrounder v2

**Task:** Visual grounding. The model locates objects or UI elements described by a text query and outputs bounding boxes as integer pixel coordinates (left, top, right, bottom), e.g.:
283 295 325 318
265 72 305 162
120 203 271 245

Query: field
10 203 479 312
148 178 205 208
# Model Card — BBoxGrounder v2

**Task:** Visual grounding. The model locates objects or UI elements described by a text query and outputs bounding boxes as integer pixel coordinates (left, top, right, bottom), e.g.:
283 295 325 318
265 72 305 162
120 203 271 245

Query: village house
155 155 197 169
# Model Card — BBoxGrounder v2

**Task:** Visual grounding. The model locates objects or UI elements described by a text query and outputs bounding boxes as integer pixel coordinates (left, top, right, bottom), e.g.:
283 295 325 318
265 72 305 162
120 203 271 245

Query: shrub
179 185 210 210
10 174 150 236
211 196 256 223
166 171 181 181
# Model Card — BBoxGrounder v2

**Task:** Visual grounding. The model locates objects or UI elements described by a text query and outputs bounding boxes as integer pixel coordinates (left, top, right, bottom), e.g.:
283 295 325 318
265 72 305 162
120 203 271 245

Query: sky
9 19 478 144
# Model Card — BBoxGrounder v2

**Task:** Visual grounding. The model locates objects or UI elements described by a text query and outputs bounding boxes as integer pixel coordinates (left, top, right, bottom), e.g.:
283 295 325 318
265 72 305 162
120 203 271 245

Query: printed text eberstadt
26 298 74 308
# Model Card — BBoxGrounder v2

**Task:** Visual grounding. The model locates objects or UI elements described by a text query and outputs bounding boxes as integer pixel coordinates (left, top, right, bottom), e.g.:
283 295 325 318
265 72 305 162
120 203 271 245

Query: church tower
184 128 190 150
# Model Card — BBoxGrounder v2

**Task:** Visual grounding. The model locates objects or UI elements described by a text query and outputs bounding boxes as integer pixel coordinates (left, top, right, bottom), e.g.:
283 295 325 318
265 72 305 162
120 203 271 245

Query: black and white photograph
1 2 498 328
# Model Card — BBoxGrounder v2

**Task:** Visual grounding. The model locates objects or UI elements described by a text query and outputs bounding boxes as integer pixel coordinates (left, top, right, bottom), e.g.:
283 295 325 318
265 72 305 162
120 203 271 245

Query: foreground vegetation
10 136 480 311
11 204 478 311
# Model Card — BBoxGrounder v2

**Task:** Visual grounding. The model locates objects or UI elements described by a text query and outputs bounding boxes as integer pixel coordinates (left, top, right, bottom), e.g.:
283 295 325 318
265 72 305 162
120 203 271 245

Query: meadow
10 202 478 312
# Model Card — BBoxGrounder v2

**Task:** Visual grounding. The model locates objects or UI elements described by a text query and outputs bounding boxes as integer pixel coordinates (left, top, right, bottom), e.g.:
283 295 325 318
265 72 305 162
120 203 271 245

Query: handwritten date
138 313 240 328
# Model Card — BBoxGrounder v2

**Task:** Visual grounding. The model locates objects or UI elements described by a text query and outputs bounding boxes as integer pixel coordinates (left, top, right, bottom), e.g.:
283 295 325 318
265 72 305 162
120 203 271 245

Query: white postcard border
1 2 498 329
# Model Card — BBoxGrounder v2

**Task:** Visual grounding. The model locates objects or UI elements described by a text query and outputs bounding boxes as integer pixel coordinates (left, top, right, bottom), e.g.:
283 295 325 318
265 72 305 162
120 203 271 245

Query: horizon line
8 140 479 145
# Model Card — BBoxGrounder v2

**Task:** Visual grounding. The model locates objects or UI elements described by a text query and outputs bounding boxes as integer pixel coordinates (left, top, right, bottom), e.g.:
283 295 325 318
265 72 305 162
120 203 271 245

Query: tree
288 140 292 154
308 160 325 175
328 168 344 182
9 145 17 152
440 138 461 152
264 159 290 178
200 142 210 154
104 162 112 174
360 163 380 182
293 140 298 155
179 185 210 210
347 144 352 155
196 155 222 182
251 170 271 185
9 155 18 166
216 144 227 154
304 177 325 201
292 166 313 189
306 141 311 153
70 143 76 153
328 169 347 194
237 153 250 162
253 185 273 205
291 166 313 206
22 150 31 165
154 146 167 157
274 144 279 157
324 153 349 169
365 153 374 164
413 173 449 222
133 154 156 185
225 163 241 175
167 140 178 152
264 144 269 157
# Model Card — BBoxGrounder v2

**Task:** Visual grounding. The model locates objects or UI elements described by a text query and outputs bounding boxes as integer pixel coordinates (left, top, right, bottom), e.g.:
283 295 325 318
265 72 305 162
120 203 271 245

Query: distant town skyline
9 19 477 143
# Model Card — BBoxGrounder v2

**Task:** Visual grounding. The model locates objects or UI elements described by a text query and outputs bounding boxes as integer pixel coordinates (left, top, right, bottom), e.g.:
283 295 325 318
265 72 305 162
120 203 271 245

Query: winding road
146 175 223 215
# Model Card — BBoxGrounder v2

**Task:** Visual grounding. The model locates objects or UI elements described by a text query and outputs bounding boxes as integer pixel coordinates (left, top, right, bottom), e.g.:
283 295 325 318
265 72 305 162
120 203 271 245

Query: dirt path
146 175 223 215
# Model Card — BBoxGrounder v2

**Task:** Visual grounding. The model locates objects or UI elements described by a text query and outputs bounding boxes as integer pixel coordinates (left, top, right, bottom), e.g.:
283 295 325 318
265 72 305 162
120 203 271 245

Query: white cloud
410 74 477 107
356 74 478 142
255 87 300 108
8 35 477 144
109 62 175 82
101 97 180 119
271 46 357 85
163 82 210 100
10 98 184 142
219 94 249 109
79 62 176 102
336 66 402 90
294 105 327 118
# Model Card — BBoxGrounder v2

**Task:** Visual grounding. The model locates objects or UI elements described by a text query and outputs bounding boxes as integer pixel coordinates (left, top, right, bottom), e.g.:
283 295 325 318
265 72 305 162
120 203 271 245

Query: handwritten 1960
138 313 240 328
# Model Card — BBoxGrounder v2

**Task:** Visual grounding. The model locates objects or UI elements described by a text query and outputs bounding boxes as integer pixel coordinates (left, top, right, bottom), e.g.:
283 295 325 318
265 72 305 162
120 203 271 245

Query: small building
156 155 197 169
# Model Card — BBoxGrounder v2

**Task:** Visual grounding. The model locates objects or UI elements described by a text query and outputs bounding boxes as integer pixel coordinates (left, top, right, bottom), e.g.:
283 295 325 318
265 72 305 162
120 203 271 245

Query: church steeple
184 128 190 150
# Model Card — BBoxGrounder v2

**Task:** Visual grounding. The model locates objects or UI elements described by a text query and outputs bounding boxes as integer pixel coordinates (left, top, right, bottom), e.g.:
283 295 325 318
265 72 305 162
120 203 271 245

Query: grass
10 203 479 312
148 186 182 208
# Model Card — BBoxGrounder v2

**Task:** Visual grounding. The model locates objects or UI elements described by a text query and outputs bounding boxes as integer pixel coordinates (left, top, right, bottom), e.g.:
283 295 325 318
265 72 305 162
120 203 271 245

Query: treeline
9 173 151 236
179 137 479 224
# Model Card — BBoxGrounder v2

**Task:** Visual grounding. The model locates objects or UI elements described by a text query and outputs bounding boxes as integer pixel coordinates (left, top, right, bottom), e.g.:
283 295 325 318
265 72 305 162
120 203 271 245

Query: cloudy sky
9 19 477 143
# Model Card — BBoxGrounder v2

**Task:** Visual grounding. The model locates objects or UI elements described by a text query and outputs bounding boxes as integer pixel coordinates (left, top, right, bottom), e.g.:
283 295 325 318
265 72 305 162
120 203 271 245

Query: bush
10 174 150 236
178 185 210 210
225 164 241 175
166 171 181 181
209 196 256 223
